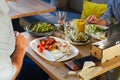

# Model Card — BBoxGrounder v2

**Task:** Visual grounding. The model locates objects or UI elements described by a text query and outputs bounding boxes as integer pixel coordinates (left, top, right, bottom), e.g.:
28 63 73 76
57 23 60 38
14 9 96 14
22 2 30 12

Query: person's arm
86 0 114 26
100 0 115 26
11 35 28 80
86 15 106 26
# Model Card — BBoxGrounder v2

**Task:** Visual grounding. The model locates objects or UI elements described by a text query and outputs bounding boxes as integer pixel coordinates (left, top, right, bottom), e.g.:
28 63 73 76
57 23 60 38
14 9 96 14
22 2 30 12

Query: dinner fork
50 53 72 64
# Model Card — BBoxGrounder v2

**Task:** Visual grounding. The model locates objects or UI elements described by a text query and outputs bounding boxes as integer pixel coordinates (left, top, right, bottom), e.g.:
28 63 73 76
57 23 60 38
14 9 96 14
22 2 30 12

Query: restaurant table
8 0 56 31
22 32 120 80
8 0 56 19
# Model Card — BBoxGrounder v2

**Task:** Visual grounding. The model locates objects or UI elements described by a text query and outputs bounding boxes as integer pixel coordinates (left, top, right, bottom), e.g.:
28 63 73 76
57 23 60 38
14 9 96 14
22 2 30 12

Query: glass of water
56 11 67 30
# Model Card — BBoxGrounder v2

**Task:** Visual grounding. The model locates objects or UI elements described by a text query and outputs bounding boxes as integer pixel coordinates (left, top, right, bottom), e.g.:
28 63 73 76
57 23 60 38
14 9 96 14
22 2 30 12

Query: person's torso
0 1 16 79
0 0 15 56
112 0 120 23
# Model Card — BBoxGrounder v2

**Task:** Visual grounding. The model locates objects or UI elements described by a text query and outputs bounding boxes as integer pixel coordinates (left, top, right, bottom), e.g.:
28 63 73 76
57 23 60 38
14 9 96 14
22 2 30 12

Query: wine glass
56 11 67 31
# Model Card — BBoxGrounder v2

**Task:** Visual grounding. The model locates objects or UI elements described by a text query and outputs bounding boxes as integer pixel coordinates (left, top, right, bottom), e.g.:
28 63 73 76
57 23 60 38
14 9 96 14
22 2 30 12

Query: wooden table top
8 0 56 19
22 32 120 80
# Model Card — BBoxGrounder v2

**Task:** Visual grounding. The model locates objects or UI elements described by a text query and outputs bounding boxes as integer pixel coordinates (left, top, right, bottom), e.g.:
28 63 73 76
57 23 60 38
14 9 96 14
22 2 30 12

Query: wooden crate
91 42 120 63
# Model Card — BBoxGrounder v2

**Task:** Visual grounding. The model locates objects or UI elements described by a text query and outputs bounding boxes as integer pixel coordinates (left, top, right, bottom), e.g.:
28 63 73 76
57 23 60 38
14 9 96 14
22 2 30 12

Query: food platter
29 36 79 62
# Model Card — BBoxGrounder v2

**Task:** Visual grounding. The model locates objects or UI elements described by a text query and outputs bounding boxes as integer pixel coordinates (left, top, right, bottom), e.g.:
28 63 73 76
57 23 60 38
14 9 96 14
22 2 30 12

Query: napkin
78 61 103 80
81 61 95 71
92 39 107 49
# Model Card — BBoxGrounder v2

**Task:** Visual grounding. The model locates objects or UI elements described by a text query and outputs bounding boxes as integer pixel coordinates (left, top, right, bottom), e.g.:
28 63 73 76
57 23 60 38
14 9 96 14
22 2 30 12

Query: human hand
14 31 20 37
15 35 28 53
86 15 107 26
86 15 98 24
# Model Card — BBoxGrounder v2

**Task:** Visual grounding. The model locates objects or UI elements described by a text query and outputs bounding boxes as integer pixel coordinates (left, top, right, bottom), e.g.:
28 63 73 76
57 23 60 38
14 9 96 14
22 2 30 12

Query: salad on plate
85 24 108 40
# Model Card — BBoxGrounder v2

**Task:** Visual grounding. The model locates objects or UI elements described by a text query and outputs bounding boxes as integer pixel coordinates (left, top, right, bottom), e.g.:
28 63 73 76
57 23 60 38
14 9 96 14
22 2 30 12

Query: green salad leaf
29 22 55 33
86 24 104 34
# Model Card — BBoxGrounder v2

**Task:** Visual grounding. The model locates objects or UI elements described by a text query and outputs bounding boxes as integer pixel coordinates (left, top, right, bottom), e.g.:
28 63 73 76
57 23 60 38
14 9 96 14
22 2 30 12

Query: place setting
63 19 109 45
25 11 108 64
64 19 91 45
54 11 92 46
24 11 80 63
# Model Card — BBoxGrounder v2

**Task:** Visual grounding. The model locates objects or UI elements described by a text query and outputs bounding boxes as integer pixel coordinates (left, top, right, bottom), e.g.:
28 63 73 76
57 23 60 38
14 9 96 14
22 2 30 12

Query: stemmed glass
56 11 67 31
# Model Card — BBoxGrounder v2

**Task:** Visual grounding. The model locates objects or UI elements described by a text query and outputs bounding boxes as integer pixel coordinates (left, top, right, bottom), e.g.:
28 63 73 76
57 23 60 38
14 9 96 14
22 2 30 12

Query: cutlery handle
50 54 67 64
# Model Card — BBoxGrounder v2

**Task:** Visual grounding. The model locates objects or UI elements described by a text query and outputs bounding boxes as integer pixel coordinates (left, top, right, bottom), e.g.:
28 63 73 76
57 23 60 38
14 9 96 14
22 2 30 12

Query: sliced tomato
37 44 43 53
39 44 43 53
37 44 40 48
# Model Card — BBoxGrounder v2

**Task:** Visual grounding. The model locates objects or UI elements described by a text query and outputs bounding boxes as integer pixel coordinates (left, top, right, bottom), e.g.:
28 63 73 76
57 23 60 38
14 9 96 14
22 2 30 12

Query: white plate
29 36 79 62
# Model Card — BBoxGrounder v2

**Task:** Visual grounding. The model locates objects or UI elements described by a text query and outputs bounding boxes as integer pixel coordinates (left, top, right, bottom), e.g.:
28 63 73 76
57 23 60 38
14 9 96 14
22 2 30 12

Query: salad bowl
26 22 56 37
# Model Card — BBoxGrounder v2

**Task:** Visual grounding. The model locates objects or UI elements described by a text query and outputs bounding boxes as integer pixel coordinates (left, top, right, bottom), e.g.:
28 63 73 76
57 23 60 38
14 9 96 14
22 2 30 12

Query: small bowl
26 22 56 37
